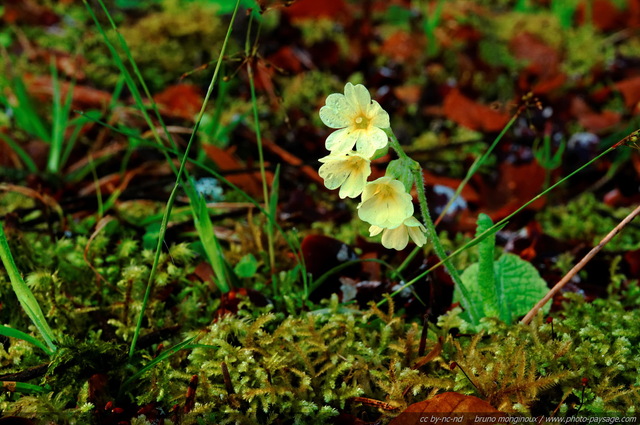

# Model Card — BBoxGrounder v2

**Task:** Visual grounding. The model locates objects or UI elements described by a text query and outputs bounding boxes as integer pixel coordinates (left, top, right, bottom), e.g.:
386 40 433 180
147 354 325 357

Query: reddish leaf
25 74 112 110
614 76 640 113
570 97 622 133
283 0 349 21
389 392 502 425
267 46 306 74
381 31 426 64
202 145 272 198
476 161 546 222
510 32 566 94
443 88 510 132
393 85 422 105
577 0 623 31
2 0 59 25
154 84 203 121
509 33 560 78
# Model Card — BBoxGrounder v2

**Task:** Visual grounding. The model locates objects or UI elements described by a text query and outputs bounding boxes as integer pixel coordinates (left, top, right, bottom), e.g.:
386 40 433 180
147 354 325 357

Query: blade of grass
191 191 232 293
6 76 51 143
0 133 38 173
246 16 275 273
124 0 243 360
47 58 75 174
0 222 57 353
1 381 50 395
121 336 198 389
0 325 53 356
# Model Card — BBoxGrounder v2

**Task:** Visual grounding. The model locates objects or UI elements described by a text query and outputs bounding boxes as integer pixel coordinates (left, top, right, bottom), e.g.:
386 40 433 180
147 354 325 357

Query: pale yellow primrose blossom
318 151 371 199
369 216 427 250
358 176 413 229
319 83 390 158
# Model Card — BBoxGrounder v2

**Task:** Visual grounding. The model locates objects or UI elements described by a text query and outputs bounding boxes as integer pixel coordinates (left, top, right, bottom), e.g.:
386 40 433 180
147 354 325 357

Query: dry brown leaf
443 88 510 133
389 392 503 425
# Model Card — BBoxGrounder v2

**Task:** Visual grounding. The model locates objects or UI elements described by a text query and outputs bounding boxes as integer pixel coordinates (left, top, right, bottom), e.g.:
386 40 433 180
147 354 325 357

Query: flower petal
320 94 352 128
407 225 427 247
382 226 410 250
325 128 358 153
368 101 390 128
352 84 372 109
355 127 388 157
369 225 383 237
319 152 371 198
318 159 349 190
358 177 413 228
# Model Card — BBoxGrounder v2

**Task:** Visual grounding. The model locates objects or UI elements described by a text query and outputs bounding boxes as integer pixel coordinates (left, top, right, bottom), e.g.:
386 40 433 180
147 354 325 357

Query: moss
562 25 615 78
537 192 640 251
81 0 227 91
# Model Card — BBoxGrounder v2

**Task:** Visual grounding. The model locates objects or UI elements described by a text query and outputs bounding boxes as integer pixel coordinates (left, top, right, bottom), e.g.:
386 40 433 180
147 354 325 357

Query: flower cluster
318 83 427 250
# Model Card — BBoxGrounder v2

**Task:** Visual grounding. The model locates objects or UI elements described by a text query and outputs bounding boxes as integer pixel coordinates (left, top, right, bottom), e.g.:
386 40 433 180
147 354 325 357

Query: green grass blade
191 192 232 293
8 76 50 143
1 381 50 395
126 0 243 360
0 133 38 173
0 222 57 353
121 336 198 389
0 325 53 356
47 59 75 174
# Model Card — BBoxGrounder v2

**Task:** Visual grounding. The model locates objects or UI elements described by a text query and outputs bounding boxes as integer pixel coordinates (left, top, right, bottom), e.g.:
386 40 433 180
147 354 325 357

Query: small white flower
319 82 390 158
358 176 413 228
318 151 371 199
369 216 427 250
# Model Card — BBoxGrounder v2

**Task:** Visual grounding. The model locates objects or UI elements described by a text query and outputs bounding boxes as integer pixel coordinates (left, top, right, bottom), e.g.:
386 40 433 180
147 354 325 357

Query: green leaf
457 253 549 326
234 254 258 278
493 253 550 322
476 214 498 317
386 158 415 192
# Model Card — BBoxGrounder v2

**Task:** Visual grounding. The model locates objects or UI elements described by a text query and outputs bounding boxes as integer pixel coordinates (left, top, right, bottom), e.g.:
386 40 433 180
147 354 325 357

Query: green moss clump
537 192 640 251
85 0 226 91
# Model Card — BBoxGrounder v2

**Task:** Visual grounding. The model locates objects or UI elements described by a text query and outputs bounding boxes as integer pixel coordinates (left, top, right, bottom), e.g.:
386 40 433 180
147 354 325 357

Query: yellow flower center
354 114 369 130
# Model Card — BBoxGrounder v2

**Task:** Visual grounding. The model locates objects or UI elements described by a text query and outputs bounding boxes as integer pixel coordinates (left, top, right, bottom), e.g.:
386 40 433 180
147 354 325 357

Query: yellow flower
369 216 427 250
319 82 390 158
318 151 371 199
358 176 413 228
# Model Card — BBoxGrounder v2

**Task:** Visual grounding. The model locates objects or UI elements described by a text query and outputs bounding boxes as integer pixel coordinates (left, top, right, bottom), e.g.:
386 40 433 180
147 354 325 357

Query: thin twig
521 204 640 325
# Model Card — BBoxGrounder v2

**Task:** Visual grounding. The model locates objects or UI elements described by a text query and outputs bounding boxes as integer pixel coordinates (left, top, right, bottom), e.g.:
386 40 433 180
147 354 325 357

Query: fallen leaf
476 161 546 222
2 0 59 25
154 84 203 121
283 0 350 22
381 31 426 64
389 392 503 425
24 74 112 110
443 88 510 132
570 97 622 133
202 145 272 199
614 76 640 112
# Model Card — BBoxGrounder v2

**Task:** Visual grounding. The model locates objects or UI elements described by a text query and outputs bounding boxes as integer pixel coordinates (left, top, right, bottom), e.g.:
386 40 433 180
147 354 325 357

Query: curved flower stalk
317 82 478 320
319 82 390 158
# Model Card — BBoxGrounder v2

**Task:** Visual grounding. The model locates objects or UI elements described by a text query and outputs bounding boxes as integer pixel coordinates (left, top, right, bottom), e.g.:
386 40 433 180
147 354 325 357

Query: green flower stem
384 129 480 323
386 144 619 303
